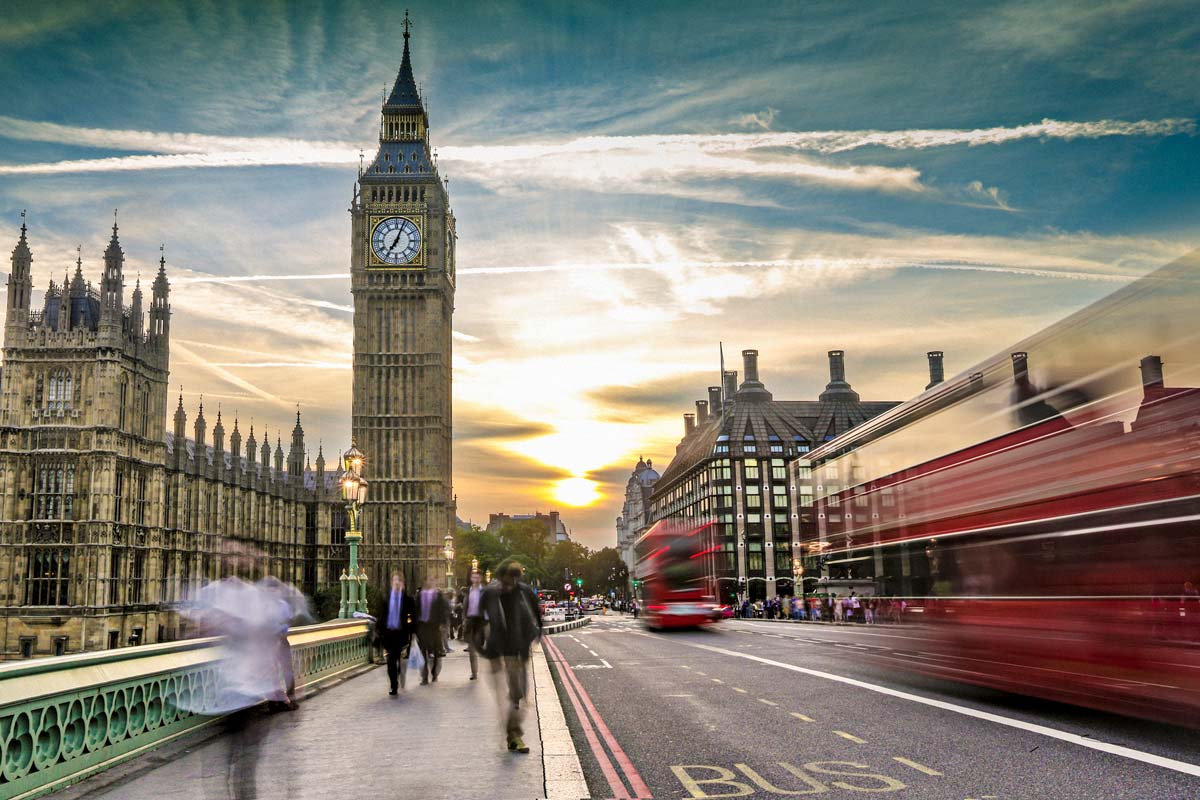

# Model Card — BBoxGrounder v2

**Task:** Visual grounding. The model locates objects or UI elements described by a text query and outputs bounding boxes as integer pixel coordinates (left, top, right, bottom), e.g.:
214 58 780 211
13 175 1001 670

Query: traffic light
575 578 583 587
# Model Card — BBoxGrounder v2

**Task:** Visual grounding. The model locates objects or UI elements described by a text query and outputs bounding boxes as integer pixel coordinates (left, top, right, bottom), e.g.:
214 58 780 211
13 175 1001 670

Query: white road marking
790 712 815 722
680 641 1200 778
834 730 868 744
757 698 778 707
733 687 748 693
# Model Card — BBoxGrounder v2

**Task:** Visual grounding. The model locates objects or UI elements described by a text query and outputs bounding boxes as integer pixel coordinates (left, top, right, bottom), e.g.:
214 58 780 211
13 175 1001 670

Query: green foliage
310 586 341 621
450 524 629 597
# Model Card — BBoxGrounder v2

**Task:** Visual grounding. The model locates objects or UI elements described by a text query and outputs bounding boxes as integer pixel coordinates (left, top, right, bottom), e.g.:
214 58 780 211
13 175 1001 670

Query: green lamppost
338 444 369 619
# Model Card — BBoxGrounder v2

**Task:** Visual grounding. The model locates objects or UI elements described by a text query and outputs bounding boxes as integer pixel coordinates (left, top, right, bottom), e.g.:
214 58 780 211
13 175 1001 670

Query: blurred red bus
803 252 1200 725
634 519 722 630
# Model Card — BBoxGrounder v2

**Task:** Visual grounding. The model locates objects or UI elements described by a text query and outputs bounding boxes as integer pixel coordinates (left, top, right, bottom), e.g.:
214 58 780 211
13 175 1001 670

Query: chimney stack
683 413 696 436
1140 355 1164 391
708 385 723 413
735 349 773 401
926 351 945 390
695 399 709 424
828 350 846 383
722 371 738 410
819 349 859 402
743 349 760 383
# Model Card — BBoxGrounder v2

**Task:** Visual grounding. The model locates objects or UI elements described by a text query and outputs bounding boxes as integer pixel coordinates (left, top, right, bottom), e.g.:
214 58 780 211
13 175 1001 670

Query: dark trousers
463 616 484 677
417 623 442 682
213 706 270 800
384 636 410 690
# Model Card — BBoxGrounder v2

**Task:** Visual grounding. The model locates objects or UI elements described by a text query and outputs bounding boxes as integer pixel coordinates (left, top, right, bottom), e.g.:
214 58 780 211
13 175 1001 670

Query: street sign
563 582 571 590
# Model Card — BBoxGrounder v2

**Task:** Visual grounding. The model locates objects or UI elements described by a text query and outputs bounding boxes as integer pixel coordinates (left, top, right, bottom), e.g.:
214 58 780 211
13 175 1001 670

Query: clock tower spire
351 12 456 589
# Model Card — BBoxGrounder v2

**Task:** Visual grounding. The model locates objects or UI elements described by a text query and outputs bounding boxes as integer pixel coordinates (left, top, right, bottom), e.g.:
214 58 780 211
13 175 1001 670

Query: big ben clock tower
351 13 456 588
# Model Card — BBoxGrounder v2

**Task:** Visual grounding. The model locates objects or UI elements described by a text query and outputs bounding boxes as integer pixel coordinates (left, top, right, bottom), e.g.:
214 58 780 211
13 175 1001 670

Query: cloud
731 107 779 131
2 117 1190 203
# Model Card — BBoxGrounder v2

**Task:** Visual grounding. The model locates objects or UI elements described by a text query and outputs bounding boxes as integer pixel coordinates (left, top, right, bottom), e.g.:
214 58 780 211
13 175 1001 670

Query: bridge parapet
0 619 371 800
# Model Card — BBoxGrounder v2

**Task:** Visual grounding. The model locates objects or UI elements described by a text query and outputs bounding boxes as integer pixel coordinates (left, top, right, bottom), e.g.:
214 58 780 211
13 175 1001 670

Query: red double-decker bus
634 519 722 630
803 252 1200 725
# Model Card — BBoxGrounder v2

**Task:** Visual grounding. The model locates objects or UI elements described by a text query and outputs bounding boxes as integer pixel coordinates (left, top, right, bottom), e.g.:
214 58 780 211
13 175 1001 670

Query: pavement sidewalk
66 641 583 800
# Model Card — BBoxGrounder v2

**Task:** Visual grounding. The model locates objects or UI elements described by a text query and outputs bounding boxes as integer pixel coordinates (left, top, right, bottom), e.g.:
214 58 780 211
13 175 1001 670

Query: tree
583 547 628 595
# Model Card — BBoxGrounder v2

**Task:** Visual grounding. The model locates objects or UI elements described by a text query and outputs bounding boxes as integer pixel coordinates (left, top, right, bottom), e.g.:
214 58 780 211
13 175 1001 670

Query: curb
543 617 592 635
532 641 589 799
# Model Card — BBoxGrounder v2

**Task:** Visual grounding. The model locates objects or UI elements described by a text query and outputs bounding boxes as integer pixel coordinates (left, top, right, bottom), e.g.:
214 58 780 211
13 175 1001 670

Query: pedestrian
462 570 486 680
443 589 457 653
480 560 543 753
864 597 875 625
256 575 310 711
417 577 450 684
833 593 844 623
372 572 416 695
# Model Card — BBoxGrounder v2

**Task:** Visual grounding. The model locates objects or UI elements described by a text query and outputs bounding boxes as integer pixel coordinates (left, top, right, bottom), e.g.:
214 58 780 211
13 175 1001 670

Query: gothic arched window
46 370 72 413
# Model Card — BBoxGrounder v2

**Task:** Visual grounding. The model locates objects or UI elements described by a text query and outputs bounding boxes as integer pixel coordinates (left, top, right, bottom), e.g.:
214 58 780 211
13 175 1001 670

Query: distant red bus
634 519 722 630
804 252 1200 725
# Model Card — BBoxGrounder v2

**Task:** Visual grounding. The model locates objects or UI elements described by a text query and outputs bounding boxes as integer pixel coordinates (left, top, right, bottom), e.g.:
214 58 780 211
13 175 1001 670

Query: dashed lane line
834 730 868 744
672 638 1200 779
711 678 724 684
791 712 815 722
757 698 778 707
893 757 943 776
732 687 748 694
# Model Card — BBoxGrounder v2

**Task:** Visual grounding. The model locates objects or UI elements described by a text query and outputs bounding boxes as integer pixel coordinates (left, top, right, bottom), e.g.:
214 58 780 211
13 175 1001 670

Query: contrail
173 341 290 407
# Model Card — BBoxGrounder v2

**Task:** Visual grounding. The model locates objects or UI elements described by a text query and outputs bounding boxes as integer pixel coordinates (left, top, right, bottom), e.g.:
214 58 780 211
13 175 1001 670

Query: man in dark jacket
481 561 542 753
372 573 416 695
416 576 450 684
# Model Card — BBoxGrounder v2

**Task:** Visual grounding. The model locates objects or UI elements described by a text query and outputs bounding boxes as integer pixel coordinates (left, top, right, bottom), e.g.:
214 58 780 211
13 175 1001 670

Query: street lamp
443 533 455 590
338 444 369 619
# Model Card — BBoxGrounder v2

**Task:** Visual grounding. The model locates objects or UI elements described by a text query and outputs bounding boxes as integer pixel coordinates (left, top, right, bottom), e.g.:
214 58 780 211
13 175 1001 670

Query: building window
53 637 67 657
118 378 128 429
26 548 70 605
20 637 35 658
744 461 760 481
34 463 74 519
771 459 787 481
46 370 73 412
108 630 119 649
114 469 124 521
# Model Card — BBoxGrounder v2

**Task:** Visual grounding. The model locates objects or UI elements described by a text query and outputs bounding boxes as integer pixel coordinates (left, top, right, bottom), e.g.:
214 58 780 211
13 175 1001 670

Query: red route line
544 636 653 799
544 637 632 799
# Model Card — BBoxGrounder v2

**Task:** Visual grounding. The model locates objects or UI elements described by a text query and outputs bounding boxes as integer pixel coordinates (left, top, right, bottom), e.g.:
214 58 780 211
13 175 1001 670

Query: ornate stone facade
350 17 456 589
615 458 659 583
0 219 346 660
648 349 903 603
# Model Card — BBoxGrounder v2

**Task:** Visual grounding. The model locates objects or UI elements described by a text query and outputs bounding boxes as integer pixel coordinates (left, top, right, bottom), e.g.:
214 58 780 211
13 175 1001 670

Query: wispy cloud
2 117 1190 201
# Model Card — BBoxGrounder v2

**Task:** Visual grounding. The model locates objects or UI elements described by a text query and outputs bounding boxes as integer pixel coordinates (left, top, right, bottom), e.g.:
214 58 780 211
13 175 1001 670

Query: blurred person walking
185 553 291 800
417 577 450 684
481 561 543 753
462 570 486 680
372 573 416 695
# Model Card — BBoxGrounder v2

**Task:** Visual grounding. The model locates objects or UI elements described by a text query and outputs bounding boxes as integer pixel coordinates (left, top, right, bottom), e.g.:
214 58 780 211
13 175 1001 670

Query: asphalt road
544 614 1200 799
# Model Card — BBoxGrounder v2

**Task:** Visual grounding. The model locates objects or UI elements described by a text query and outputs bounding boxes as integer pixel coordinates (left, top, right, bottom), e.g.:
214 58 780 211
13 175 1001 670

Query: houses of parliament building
0 18 456 659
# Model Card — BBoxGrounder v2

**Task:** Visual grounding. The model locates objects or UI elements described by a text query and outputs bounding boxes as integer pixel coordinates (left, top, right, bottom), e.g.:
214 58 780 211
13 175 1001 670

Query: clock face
371 216 422 265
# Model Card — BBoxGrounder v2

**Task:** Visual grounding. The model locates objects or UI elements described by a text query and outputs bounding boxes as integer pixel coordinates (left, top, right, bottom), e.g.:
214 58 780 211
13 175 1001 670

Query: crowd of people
734 592 907 624
369 561 543 754
183 546 545 799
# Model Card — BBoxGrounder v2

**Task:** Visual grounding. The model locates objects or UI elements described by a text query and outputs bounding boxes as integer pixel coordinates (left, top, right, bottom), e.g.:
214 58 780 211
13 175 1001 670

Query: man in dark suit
461 570 487 680
372 572 416 695
416 576 450 684
481 561 543 753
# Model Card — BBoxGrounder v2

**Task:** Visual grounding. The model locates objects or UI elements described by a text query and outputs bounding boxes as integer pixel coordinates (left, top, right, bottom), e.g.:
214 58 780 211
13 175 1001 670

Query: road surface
544 614 1200 799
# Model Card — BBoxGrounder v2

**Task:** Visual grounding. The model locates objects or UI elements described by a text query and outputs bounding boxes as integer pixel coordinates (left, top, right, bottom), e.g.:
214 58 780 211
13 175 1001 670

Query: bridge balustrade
0 619 372 800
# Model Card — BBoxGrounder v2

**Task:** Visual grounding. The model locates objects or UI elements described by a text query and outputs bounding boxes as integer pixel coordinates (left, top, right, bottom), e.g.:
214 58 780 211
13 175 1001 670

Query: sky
1 0 1198 548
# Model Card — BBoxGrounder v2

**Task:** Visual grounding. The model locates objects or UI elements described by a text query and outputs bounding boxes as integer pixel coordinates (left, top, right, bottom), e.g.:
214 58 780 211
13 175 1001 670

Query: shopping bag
408 645 425 672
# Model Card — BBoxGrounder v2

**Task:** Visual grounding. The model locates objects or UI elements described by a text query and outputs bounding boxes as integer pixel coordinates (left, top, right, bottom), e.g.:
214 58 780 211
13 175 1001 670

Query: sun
553 477 601 507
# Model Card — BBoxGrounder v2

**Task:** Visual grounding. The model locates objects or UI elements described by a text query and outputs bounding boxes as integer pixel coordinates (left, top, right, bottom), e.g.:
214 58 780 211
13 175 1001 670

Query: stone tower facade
351 15 456 588
0 219 347 660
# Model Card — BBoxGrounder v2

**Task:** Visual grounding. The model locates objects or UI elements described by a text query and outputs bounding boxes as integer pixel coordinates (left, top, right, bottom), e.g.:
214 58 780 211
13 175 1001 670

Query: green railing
0 619 372 800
